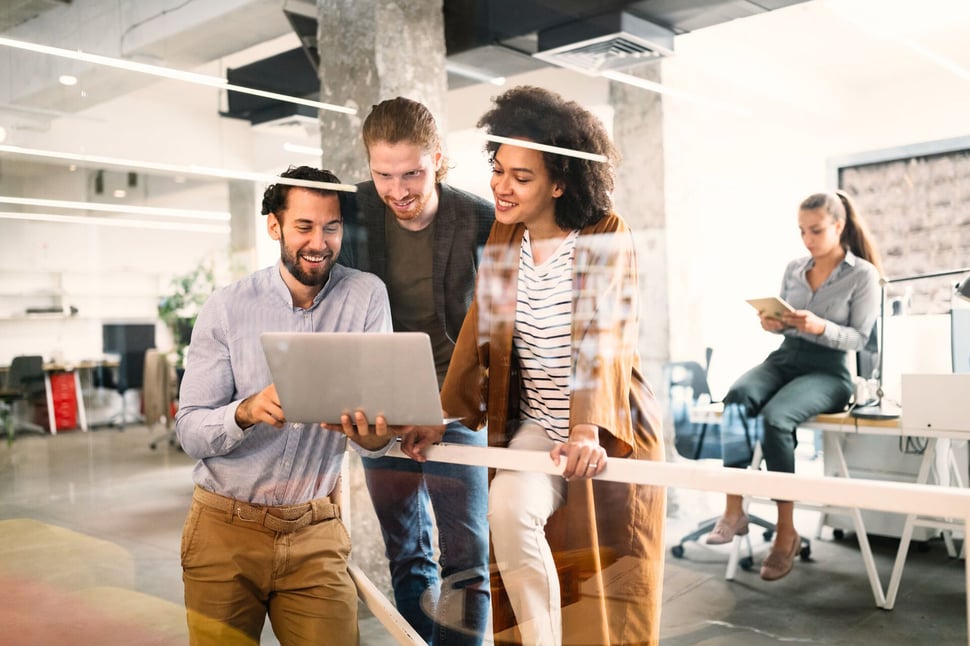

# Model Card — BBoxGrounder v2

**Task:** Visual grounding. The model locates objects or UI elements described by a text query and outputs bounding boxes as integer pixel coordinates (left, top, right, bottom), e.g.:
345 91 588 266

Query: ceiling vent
533 12 674 75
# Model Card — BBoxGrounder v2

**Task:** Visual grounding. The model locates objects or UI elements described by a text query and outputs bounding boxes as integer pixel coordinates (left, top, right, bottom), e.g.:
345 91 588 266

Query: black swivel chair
0 355 48 442
101 324 155 430
665 347 719 460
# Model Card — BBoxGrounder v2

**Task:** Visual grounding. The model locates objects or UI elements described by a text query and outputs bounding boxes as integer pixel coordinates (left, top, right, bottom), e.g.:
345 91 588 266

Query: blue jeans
362 422 490 645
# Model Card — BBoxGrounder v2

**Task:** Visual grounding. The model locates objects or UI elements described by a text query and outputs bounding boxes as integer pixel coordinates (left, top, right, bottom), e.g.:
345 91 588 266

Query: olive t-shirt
384 209 453 387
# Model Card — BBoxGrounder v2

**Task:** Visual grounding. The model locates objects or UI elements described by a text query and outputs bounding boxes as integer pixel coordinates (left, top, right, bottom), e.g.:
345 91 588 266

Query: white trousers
488 421 567 646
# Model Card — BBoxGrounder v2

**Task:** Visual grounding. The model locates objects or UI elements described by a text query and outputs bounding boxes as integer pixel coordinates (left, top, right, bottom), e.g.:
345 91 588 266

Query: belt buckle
235 503 268 525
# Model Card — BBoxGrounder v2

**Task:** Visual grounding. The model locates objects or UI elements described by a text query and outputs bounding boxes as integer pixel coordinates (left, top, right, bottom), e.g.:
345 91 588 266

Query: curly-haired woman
403 86 666 646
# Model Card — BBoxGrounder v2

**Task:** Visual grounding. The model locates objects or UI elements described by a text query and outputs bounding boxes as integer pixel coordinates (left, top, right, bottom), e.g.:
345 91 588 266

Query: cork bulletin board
830 136 970 315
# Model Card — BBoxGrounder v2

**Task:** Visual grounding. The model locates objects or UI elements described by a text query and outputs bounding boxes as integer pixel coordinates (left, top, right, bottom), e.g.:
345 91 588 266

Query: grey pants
722 337 853 473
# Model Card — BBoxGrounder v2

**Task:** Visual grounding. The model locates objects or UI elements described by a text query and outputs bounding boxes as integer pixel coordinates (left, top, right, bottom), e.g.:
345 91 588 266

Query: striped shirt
175 261 392 505
513 230 578 442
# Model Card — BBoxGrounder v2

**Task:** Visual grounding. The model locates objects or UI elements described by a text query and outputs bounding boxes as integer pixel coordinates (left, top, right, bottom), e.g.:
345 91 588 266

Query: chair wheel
916 541 931 553
800 545 812 561
739 556 754 571
763 530 774 542
832 529 845 540
670 544 685 559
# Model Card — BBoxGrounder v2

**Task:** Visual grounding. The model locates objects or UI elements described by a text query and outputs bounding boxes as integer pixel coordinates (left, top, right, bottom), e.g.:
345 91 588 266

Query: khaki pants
181 487 357 646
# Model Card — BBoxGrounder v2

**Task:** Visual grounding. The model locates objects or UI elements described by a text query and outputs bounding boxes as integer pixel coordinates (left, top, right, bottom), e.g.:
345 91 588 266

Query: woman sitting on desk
706 190 883 581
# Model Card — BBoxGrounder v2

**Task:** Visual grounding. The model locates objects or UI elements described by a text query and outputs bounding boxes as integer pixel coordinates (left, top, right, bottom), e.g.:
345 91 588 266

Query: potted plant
157 262 216 369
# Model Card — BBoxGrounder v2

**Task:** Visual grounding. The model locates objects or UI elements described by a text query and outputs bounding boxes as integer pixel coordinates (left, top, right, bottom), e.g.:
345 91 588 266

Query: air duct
532 12 674 75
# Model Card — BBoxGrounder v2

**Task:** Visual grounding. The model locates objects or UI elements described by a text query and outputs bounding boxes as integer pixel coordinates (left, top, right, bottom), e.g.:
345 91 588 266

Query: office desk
690 403 968 609
0 359 118 433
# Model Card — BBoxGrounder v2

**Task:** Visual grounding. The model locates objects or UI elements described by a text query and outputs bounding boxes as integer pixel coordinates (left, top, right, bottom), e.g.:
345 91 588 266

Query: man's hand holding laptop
326 410 425 452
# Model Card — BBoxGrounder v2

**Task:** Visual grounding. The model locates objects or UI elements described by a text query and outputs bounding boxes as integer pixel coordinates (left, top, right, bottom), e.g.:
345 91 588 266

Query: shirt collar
271 260 337 310
803 247 858 273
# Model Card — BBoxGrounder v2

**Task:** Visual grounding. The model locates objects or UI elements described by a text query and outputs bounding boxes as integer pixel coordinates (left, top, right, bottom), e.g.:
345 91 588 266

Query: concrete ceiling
0 0 810 123
0 0 69 33
3 0 970 195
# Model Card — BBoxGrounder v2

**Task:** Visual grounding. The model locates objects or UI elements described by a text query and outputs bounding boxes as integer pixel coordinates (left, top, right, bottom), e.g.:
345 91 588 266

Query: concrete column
609 62 679 471
316 0 447 183
315 0 448 602
610 62 670 387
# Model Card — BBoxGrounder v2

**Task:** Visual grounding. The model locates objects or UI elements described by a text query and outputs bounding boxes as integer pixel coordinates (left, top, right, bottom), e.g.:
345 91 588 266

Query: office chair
665 347 719 460
101 324 155 430
0 355 48 443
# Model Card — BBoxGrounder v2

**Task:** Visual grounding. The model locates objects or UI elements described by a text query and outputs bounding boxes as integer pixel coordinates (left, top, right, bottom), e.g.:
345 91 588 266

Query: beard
382 190 432 221
279 232 333 287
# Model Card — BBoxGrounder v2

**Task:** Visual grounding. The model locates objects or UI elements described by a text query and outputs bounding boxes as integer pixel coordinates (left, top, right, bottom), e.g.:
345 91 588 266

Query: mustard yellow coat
441 213 666 645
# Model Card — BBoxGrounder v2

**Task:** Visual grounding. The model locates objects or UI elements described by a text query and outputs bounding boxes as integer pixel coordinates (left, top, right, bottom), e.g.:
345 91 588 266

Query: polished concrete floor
0 425 965 645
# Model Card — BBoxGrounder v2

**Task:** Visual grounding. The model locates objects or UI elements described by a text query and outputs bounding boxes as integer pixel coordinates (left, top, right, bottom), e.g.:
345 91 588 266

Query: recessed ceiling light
113 189 126 198
58 74 78 86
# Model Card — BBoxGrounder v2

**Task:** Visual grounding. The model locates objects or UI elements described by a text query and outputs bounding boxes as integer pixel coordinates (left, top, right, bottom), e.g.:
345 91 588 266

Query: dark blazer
339 181 494 342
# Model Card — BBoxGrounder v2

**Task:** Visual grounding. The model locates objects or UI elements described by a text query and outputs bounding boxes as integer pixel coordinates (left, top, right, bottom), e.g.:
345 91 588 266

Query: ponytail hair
800 190 883 275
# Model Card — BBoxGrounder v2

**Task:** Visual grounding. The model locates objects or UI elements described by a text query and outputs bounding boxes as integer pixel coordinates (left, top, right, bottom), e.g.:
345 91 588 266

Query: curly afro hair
476 85 619 230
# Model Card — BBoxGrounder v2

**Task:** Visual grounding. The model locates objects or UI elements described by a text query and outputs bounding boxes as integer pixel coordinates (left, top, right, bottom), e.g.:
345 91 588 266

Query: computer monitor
952 308 970 374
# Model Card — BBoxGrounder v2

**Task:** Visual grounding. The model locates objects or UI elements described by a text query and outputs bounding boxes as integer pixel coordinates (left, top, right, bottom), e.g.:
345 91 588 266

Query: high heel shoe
704 513 750 545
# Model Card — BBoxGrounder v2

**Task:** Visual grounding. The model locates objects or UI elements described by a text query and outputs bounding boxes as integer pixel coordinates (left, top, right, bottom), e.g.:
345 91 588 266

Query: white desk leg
826 431 886 607
43 374 57 435
884 441 936 610
850 507 887 608
73 370 88 432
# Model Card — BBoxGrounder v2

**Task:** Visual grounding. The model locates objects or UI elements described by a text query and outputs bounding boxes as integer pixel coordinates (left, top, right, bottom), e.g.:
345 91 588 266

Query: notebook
259 331 447 425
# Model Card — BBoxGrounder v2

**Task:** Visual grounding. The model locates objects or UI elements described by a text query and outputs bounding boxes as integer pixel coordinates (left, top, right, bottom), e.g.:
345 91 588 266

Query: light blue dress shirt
780 250 881 352
175 261 392 505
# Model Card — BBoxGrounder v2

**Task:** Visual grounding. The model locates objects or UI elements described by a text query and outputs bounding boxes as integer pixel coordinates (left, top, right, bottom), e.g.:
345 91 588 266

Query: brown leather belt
193 486 340 534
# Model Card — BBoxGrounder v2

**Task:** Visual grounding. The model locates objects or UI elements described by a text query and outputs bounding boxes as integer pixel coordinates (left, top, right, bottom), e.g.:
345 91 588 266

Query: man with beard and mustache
339 97 493 645
175 166 401 645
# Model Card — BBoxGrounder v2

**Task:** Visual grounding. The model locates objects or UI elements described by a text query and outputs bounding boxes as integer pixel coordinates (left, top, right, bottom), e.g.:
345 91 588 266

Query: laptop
259 331 447 426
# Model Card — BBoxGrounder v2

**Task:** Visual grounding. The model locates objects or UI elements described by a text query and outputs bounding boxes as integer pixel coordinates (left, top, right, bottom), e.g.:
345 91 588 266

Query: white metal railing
350 442 970 645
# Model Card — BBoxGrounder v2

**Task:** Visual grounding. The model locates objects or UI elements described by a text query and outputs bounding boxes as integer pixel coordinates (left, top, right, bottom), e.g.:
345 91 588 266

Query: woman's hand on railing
552 423 607 480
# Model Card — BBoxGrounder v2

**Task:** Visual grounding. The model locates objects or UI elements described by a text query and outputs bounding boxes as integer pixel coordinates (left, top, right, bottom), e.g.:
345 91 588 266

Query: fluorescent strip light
0 36 356 116
483 134 608 163
445 62 506 86
602 70 752 117
283 142 324 156
0 196 230 221
0 144 358 193
0 211 230 234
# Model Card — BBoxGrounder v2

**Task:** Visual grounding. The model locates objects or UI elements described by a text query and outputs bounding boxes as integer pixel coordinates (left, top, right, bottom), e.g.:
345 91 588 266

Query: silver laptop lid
259 332 445 425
